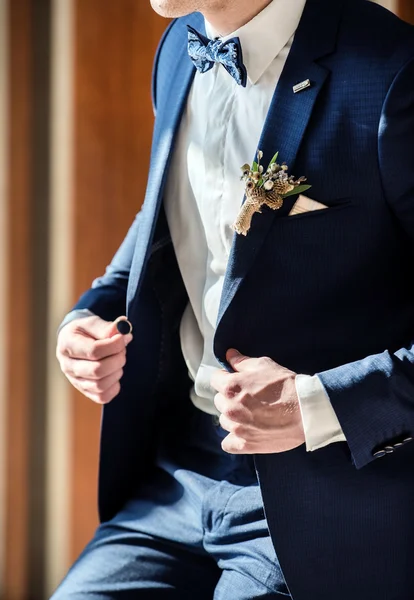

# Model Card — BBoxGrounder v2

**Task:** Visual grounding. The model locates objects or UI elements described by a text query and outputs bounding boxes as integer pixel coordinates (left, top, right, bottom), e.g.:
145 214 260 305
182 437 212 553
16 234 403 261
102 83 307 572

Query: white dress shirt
62 0 346 452
164 0 346 450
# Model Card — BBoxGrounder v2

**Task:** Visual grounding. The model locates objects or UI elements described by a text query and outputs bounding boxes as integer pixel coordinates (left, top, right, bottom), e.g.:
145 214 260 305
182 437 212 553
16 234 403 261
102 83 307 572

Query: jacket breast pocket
283 198 354 222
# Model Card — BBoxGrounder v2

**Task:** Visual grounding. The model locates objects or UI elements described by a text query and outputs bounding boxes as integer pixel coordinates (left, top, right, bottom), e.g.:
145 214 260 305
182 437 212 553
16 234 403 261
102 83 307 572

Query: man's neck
203 0 273 37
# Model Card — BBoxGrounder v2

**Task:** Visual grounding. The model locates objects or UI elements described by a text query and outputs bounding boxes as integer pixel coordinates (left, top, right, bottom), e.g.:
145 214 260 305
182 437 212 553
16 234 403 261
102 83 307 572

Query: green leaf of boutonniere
281 184 312 199
268 152 279 167
252 161 259 172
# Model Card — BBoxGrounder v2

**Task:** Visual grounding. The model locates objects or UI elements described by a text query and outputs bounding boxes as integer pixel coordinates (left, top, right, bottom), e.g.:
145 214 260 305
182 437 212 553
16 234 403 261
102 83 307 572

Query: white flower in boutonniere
232 150 312 236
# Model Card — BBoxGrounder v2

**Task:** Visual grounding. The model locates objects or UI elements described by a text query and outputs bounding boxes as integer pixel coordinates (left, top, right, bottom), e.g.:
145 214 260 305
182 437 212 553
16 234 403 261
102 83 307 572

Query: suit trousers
51 399 291 599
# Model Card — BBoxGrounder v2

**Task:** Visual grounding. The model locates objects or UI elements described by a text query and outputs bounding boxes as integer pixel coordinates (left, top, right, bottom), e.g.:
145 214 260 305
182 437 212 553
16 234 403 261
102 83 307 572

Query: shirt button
373 450 386 458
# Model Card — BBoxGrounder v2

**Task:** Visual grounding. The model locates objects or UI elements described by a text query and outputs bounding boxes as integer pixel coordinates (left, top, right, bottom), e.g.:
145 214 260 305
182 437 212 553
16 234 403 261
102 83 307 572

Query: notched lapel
215 0 347 359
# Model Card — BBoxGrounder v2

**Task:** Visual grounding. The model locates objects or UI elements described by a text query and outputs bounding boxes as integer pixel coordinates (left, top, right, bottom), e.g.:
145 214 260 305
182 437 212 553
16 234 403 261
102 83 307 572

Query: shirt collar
205 0 307 85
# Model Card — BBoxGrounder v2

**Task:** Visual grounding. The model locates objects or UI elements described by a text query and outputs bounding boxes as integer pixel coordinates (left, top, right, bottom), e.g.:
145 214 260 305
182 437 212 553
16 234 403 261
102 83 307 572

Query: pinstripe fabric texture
72 0 414 597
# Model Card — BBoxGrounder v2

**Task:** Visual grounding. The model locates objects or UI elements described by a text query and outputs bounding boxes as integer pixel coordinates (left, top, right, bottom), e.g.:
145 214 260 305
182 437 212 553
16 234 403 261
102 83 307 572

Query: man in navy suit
53 0 414 598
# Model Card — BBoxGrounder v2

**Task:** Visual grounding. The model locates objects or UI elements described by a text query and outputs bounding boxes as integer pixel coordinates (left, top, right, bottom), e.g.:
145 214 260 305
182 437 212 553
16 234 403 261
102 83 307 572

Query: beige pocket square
289 194 328 216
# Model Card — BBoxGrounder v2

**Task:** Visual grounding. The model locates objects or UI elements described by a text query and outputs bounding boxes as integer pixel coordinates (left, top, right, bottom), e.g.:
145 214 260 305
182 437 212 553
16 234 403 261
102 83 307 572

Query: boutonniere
232 151 311 236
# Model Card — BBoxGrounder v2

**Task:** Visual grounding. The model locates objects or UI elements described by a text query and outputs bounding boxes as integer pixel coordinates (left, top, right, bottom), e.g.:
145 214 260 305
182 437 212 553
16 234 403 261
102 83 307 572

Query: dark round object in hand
116 319 132 335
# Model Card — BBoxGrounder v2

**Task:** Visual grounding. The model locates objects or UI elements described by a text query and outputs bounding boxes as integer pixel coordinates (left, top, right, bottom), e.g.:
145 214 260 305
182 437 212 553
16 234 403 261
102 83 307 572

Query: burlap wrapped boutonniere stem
233 151 311 236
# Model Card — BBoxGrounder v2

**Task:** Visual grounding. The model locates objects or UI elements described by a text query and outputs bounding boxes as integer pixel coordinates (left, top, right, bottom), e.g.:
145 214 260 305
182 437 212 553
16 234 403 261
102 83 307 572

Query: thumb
78 315 132 345
226 348 250 372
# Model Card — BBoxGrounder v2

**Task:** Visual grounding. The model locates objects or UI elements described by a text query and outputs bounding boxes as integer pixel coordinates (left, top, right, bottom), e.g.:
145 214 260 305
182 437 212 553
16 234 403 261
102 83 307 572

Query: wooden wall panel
399 0 414 23
28 0 51 594
71 0 167 561
4 1 33 597
3 1 51 598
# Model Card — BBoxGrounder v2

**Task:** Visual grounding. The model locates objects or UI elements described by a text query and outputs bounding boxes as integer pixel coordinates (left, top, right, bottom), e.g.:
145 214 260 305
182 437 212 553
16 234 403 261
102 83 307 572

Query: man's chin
150 0 197 18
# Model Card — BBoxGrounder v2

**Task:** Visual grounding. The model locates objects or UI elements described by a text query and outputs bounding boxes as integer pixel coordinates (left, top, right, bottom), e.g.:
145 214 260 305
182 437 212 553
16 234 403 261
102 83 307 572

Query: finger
221 433 252 455
214 393 250 424
59 332 130 362
74 369 124 395
71 314 133 346
210 369 229 392
81 380 122 405
226 348 251 372
73 315 121 341
60 350 127 380
213 392 225 414
218 412 240 434
210 370 241 398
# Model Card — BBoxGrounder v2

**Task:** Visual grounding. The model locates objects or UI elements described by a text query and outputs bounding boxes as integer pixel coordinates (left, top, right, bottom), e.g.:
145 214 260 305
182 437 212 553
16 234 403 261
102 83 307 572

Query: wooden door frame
398 0 414 23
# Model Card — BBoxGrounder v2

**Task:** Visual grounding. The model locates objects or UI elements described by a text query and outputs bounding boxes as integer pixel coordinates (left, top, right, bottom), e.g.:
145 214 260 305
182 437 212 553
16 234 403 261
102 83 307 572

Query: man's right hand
56 315 133 404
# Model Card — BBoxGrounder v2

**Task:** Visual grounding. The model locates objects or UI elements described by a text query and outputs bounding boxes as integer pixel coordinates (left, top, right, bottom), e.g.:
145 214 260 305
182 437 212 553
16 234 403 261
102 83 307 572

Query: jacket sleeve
317 55 414 469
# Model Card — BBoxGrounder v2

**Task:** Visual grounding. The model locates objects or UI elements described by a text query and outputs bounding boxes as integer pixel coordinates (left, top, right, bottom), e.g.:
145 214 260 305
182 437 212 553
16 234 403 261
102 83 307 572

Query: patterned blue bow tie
187 25 247 88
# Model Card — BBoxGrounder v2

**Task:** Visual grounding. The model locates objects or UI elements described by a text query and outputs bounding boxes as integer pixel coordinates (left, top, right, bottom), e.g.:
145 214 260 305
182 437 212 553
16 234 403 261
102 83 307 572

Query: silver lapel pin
293 79 311 94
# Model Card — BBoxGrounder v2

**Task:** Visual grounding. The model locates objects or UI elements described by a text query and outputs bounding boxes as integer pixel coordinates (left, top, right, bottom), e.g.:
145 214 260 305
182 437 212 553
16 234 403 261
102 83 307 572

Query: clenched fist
211 349 305 454
56 315 133 404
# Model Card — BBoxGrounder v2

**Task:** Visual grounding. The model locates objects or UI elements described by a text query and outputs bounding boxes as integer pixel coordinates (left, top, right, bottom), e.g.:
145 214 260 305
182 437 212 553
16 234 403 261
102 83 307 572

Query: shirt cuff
57 309 96 336
295 374 347 451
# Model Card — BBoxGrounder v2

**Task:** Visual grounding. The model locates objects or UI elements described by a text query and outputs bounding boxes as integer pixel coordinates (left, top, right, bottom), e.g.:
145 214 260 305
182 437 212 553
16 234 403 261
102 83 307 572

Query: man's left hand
210 349 306 454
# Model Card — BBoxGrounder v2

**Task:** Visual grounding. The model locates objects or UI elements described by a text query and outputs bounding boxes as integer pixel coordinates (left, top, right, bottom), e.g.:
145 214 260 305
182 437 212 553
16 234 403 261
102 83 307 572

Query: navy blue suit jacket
73 0 414 597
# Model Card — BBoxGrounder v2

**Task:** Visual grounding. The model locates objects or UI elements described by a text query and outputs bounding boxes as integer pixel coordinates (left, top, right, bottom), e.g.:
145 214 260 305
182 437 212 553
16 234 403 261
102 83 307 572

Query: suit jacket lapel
215 0 346 344
127 15 204 310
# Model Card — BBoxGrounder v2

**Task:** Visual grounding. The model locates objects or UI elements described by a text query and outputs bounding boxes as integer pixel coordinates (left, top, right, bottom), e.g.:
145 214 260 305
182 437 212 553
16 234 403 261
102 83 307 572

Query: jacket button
394 442 404 448
403 437 413 444
373 450 386 458
384 446 394 453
